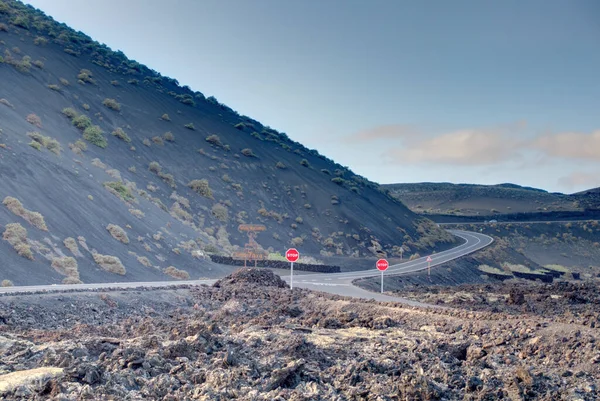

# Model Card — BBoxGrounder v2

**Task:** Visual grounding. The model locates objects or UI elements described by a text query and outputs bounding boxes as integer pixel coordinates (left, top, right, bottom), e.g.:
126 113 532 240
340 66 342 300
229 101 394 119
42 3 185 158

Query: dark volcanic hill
0 0 456 286
384 182 600 217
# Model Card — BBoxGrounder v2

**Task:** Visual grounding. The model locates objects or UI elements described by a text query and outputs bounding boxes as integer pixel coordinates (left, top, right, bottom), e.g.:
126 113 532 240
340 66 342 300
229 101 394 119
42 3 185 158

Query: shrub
300 159 310 167
128 79 139 85
93 253 126 275
161 113 170 121
2 223 33 260
110 80 120 86
148 161 162 173
107 224 129 244
0 23 7 32
152 136 164 145
33 36 48 46
212 204 229 222
241 148 256 157
137 256 152 267
205 134 222 147
291 237 304 246
276 162 286 169
164 266 190 280
29 140 42 151
1 280 13 287
143 138 151 147
321 169 331 175
32 60 44 69
3 196 48 230
77 69 95 84
188 179 213 198
184 123 195 130
295 217 303 224
72 115 92 130
62 107 78 119
59 78 70 86
26 113 42 127
102 98 121 111
129 208 145 219
159 172 176 188
83 125 107 148
51 256 79 279
163 131 175 142
47 84 60 91
104 181 135 202
332 177 345 185
82 103 90 110
170 202 193 222
112 127 131 142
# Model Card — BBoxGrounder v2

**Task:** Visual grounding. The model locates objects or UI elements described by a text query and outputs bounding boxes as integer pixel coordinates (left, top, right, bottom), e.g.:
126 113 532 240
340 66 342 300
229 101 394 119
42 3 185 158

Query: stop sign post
426 256 433 276
376 259 389 293
286 248 299 289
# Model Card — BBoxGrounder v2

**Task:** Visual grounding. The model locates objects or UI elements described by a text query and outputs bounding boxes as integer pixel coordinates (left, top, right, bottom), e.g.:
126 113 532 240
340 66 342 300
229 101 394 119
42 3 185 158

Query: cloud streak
352 122 600 167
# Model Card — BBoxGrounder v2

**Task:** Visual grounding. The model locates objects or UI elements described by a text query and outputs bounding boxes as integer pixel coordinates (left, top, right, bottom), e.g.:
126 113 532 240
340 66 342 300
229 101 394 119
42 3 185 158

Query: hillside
383 182 600 217
0 0 456 286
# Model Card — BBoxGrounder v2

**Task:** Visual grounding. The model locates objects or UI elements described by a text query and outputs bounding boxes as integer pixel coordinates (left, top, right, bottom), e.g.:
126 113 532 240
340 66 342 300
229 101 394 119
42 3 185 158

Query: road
0 230 493 305
438 219 599 226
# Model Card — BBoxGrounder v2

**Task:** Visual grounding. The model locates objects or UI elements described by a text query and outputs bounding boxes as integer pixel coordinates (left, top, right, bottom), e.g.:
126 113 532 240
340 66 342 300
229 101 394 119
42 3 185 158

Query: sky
26 0 600 194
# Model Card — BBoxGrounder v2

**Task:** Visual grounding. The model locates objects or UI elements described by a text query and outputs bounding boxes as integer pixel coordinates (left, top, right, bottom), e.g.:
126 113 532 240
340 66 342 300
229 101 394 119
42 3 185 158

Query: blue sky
26 0 600 193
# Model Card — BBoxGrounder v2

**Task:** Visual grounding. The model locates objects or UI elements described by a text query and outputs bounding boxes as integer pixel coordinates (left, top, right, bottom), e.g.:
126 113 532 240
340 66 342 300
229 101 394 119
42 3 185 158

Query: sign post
376 259 389 293
426 256 433 276
399 247 404 260
286 248 299 289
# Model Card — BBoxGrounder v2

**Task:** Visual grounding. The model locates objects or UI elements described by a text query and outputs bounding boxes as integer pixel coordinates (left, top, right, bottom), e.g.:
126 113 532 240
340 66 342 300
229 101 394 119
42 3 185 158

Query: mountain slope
0 0 456 286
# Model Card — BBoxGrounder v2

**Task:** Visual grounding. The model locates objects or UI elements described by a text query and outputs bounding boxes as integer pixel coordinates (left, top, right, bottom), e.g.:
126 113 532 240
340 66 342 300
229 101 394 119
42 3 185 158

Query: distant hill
0 0 456 286
382 182 599 217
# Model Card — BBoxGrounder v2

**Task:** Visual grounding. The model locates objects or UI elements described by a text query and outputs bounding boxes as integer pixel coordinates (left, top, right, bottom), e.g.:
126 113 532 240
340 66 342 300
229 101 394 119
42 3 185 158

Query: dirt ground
0 269 598 400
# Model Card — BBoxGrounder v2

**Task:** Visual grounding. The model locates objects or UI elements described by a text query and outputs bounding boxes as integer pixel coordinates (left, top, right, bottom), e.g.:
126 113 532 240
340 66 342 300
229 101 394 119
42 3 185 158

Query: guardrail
210 256 341 273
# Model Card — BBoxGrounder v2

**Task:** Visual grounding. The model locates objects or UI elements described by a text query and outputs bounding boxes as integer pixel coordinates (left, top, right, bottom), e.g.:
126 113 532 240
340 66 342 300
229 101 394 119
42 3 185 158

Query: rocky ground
0 269 598 400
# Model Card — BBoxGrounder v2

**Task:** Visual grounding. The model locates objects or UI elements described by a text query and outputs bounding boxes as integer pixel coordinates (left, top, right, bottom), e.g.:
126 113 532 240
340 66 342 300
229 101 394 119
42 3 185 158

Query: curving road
0 230 493 305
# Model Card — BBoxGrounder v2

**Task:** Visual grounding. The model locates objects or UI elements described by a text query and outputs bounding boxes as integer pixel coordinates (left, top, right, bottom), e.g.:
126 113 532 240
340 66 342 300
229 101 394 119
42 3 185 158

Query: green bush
112 127 131 142
62 107 78 119
102 98 121 111
72 115 92 130
83 125 107 148
104 181 134 202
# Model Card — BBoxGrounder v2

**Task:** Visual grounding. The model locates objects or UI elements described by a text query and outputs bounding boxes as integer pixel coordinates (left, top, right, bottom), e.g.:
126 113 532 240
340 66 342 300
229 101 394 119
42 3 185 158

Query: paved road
0 230 493 305
439 219 599 226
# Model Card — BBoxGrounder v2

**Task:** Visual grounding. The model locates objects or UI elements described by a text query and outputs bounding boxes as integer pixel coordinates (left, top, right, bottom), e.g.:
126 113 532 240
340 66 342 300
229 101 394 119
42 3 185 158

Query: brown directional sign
232 251 268 261
238 224 266 232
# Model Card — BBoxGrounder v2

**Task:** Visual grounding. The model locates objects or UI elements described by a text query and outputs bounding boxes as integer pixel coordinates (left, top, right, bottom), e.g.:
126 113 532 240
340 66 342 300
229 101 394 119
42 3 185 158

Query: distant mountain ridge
383 182 599 217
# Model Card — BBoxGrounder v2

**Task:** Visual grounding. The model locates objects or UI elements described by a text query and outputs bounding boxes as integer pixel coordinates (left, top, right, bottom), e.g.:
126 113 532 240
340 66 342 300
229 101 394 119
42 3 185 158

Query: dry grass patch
2 196 48 230
63 237 83 257
129 208 145 219
92 253 126 275
2 223 33 260
26 113 42 127
137 256 153 267
106 224 129 244
0 99 15 109
164 266 190 280
51 256 79 279
62 277 83 284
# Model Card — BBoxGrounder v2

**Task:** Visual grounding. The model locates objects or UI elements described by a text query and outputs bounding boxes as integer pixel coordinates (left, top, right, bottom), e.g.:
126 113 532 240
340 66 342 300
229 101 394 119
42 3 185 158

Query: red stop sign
376 259 389 271
286 248 299 262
